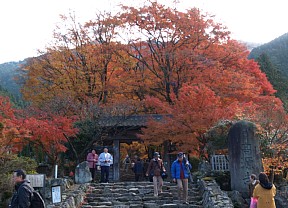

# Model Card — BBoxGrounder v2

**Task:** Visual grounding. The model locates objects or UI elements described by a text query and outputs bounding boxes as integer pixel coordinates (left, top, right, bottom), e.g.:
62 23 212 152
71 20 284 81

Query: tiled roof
98 114 171 127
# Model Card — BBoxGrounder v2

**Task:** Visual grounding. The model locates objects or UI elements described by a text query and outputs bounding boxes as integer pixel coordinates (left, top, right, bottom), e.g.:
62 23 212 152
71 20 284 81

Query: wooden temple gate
98 114 167 181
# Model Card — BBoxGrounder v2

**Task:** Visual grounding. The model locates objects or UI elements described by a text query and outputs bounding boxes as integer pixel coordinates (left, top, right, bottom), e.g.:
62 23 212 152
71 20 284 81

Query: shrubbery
0 154 37 206
189 156 200 172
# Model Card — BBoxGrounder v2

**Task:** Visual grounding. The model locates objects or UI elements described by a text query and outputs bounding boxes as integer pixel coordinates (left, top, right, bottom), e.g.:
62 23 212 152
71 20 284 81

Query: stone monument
75 161 92 184
228 120 263 198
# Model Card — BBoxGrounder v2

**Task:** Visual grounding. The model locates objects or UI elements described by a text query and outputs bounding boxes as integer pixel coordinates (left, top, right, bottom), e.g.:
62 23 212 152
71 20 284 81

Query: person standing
123 154 131 172
133 157 143 181
98 147 113 183
248 174 259 198
253 172 276 208
171 152 192 205
86 149 99 182
145 152 166 197
10 169 33 208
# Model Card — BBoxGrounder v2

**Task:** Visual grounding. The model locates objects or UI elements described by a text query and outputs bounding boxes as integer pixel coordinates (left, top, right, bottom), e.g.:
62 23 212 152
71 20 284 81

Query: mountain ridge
248 32 288 109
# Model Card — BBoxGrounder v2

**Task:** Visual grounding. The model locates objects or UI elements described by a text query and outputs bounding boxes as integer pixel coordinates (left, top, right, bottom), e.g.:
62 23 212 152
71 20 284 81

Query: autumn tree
18 1 288 168
121 2 282 158
21 11 131 114
19 107 78 167
19 11 147 162
120 1 231 103
0 95 78 173
140 84 236 155
0 96 22 155
248 96 288 172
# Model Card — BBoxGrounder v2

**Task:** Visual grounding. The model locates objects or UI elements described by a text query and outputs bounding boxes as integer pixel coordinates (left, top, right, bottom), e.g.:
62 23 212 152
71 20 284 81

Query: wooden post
113 139 120 181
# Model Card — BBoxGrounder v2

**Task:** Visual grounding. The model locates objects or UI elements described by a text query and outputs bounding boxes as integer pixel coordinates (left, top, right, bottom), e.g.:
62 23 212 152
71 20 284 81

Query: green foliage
213 171 231 191
248 34 288 110
0 154 37 198
72 120 102 157
205 120 233 155
0 62 22 96
258 133 275 158
189 156 200 172
248 33 288 74
0 61 28 108
255 53 288 109
64 119 106 163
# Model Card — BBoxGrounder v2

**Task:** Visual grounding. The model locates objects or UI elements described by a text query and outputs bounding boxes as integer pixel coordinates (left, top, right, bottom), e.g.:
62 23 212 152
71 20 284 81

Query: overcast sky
0 0 287 63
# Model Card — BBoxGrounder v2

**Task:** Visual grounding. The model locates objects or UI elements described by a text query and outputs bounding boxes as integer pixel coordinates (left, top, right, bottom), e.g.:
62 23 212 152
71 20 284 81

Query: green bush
189 156 200 172
213 171 231 191
0 154 37 204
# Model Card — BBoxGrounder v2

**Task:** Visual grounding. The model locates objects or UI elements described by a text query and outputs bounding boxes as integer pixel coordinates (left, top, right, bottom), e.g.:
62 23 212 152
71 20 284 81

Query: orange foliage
20 113 78 163
0 96 24 154
17 1 287 166
0 96 78 163
140 84 236 152
21 12 133 113
126 2 283 156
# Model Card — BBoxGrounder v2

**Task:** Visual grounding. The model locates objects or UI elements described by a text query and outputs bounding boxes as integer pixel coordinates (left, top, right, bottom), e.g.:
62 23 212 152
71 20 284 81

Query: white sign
26 174 45 187
51 185 62 204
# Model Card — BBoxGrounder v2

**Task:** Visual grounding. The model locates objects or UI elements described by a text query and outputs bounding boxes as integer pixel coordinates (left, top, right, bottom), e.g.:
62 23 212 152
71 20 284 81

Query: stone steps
81 181 203 208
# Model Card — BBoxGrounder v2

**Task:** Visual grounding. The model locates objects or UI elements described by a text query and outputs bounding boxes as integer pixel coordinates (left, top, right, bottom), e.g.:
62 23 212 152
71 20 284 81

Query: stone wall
44 178 90 208
198 178 234 208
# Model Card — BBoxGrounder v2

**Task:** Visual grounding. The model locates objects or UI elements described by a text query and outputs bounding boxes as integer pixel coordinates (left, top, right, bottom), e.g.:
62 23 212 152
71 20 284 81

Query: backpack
30 190 45 208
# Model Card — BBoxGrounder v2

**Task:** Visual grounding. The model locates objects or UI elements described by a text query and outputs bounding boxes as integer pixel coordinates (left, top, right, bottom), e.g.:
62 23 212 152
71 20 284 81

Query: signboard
51 185 62 204
26 174 45 188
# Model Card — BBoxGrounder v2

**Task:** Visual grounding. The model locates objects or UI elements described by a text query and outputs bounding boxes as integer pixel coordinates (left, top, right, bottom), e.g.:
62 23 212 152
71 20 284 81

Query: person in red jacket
86 149 99 182
145 152 166 197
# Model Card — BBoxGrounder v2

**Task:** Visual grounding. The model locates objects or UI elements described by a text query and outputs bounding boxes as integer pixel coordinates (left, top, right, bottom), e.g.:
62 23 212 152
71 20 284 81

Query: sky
0 0 287 64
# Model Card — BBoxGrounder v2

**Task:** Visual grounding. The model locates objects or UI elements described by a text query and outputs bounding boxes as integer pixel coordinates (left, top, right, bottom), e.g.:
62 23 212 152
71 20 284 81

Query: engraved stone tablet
228 120 263 198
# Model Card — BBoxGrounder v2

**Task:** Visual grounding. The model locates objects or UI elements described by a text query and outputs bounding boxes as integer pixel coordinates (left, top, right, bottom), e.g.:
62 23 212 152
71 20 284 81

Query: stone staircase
81 181 203 208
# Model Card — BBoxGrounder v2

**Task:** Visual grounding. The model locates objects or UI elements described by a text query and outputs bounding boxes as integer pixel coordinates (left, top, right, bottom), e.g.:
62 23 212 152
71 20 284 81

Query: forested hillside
249 33 288 75
0 60 26 107
248 33 288 110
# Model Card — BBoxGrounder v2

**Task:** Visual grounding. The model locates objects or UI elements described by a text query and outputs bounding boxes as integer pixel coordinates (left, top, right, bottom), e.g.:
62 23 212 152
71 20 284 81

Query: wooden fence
210 155 229 171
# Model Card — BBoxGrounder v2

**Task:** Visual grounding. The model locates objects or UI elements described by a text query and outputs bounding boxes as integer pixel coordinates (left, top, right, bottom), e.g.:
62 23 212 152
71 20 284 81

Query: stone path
81 181 203 208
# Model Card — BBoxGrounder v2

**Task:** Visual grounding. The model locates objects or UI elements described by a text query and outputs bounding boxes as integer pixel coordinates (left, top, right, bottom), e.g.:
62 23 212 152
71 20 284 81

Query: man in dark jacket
9 169 33 208
133 157 143 181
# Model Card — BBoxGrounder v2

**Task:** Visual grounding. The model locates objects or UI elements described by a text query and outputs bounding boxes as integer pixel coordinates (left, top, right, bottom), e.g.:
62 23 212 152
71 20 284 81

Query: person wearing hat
145 152 166 197
171 152 192 204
